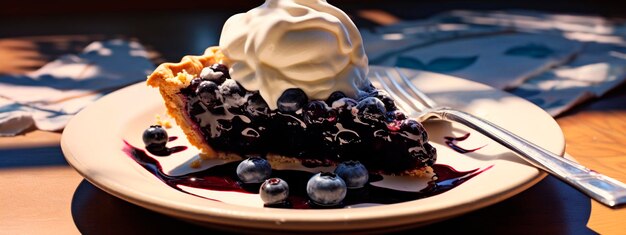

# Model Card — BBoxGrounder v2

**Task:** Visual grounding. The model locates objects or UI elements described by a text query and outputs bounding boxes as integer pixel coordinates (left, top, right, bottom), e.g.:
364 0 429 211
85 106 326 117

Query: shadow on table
415 176 597 235
0 145 67 168
70 180 235 235
70 176 596 235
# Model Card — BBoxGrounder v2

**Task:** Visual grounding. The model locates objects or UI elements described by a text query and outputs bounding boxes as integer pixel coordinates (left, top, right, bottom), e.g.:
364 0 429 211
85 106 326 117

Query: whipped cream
219 0 370 110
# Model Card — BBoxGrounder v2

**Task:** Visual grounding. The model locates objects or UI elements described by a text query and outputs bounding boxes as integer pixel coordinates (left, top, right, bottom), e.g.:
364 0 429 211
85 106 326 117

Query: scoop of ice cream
219 0 370 110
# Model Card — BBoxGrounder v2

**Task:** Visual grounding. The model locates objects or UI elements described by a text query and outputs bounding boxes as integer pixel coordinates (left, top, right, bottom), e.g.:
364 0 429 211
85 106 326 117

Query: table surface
1 7 626 235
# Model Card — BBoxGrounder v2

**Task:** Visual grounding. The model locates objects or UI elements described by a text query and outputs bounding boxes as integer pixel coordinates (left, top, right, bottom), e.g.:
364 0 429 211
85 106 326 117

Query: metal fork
373 66 626 207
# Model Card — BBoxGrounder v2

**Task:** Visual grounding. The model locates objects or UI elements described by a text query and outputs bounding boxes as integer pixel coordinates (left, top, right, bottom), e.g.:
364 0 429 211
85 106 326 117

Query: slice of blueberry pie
146 0 436 175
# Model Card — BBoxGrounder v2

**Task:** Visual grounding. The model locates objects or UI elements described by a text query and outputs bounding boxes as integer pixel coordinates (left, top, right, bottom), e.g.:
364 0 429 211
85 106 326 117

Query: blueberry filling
178 64 437 173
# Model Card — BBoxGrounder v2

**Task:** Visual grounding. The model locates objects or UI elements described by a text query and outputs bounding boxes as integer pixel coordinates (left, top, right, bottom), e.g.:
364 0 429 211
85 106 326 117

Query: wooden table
1 8 625 235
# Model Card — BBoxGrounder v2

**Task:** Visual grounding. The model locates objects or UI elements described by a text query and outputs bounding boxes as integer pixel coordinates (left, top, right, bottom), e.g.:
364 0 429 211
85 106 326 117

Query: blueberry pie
146 0 436 175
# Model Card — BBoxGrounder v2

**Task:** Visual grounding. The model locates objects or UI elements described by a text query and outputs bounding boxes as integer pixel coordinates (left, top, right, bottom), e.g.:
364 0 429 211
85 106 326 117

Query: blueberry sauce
144 137 187 156
123 141 491 209
444 133 485 154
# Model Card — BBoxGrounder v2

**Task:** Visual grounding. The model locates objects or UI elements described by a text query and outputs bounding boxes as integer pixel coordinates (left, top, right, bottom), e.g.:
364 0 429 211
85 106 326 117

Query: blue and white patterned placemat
0 40 154 136
362 10 626 116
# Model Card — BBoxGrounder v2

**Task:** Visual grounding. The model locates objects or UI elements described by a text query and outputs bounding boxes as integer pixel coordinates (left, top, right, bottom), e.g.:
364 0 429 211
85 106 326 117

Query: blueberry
181 77 203 96
210 63 230 78
356 97 387 123
303 101 332 125
366 83 377 92
373 129 392 142
335 130 361 145
196 80 220 106
386 120 403 132
400 119 428 141
245 92 271 118
236 156 272 184
423 143 437 165
408 142 437 166
189 77 202 90
259 178 289 205
277 88 308 113
331 97 357 110
326 91 346 105
367 90 396 111
219 79 246 100
331 97 358 118
387 110 407 121
142 125 168 151
200 67 227 85
334 161 369 189
306 172 347 206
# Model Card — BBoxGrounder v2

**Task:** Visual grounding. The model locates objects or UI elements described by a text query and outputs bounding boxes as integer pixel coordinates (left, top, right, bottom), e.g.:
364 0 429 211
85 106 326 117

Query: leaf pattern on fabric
544 99 567 109
395 55 478 72
426 56 479 72
395 56 426 70
504 43 555 58
528 98 545 106
509 87 542 97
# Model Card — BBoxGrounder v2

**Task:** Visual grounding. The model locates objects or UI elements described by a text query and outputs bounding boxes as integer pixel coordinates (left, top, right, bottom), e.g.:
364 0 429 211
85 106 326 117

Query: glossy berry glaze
179 64 436 174
122 141 491 209
444 133 485 154
144 136 187 156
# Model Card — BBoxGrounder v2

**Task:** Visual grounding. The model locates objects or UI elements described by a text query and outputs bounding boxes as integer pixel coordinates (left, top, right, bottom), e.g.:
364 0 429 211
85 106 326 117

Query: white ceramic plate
62 66 564 233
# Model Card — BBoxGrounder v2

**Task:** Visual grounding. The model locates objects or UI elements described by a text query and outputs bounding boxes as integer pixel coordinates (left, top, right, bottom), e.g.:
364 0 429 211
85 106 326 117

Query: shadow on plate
424 120 546 166
416 175 596 235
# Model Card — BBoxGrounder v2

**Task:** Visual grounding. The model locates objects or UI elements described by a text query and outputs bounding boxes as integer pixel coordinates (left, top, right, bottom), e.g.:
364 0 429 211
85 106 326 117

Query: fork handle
431 107 626 207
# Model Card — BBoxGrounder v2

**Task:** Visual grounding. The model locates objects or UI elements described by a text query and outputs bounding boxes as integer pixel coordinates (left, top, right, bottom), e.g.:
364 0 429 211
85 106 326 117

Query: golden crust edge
146 46 226 158
146 46 227 91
